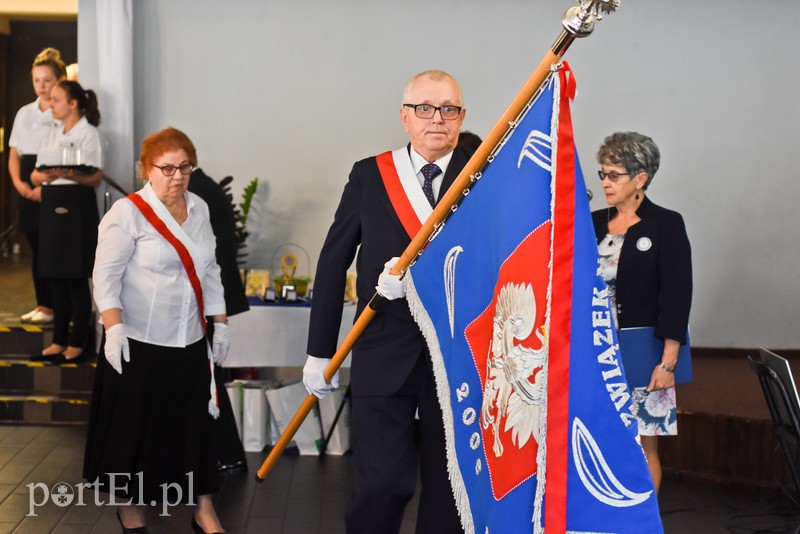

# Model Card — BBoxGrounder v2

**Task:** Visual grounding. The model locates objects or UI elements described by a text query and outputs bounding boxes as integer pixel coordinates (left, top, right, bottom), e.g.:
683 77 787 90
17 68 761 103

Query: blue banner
406 64 662 533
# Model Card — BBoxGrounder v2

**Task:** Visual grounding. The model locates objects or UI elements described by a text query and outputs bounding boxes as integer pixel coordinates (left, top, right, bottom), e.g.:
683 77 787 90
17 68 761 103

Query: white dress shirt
408 147 454 200
8 99 61 155
93 183 226 348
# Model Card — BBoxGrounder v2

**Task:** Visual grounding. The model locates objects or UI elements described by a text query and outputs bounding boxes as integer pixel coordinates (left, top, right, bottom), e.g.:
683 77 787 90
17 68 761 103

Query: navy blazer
591 196 692 344
188 168 249 317
307 145 472 395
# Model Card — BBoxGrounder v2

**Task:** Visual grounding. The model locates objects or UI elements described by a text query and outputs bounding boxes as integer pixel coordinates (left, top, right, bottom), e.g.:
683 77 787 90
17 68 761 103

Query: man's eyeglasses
154 162 194 177
597 170 633 183
403 103 463 120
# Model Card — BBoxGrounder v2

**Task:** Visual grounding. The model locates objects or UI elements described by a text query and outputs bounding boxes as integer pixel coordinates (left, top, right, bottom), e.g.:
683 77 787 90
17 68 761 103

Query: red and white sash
376 148 434 239
127 190 220 418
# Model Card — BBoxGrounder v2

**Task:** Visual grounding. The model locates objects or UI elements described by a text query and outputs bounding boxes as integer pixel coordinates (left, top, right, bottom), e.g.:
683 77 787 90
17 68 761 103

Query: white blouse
8 99 61 155
36 116 103 184
93 183 226 348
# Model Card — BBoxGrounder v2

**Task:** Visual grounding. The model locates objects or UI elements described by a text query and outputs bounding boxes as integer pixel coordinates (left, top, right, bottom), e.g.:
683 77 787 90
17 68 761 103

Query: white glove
303 355 339 399
376 257 405 300
212 322 230 365
105 323 130 375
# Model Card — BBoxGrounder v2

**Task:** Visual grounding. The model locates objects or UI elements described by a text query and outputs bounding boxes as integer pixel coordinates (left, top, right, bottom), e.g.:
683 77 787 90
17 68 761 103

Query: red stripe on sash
376 151 422 239
545 63 577 534
127 193 217 407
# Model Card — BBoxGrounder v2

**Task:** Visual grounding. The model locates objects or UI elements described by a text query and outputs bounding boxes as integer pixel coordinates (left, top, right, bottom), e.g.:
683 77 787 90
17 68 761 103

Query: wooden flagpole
256 0 618 482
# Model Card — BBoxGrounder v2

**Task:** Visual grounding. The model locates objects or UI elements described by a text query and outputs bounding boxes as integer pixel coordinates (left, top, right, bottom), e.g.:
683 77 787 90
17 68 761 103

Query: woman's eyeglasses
597 170 632 182
154 162 194 177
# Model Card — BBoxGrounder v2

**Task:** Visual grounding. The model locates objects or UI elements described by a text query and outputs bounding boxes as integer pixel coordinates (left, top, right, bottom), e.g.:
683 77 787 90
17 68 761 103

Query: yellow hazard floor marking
0 325 44 332
0 395 89 405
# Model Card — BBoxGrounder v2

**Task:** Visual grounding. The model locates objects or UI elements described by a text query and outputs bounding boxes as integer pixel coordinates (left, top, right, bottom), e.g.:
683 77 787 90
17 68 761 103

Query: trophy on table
271 243 313 300
279 252 298 301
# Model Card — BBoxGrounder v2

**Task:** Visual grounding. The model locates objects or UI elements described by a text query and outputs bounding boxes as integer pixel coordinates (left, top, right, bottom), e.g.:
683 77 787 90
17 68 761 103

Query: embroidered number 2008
456 382 482 475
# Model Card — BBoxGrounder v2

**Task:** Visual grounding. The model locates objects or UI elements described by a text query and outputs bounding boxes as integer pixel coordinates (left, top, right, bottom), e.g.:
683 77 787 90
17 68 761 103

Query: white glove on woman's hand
212 322 230 365
376 257 405 300
105 323 130 375
303 355 339 399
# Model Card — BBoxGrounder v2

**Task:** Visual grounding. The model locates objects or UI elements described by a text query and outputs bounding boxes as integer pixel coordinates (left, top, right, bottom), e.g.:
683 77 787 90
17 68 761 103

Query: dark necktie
420 163 442 208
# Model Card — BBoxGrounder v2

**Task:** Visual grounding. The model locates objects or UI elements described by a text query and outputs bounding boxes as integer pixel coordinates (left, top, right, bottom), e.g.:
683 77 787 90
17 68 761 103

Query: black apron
38 184 99 279
17 155 41 233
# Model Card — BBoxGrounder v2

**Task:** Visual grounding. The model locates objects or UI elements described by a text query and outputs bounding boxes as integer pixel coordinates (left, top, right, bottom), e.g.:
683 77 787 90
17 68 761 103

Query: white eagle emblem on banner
481 283 547 457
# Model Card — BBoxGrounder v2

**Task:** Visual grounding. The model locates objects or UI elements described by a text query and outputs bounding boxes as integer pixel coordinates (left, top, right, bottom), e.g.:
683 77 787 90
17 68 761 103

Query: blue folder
617 327 692 388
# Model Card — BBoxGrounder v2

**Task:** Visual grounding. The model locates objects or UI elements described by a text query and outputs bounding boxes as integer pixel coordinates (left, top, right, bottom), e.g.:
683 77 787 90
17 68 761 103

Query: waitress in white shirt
30 80 103 363
86 127 229 534
7 47 66 323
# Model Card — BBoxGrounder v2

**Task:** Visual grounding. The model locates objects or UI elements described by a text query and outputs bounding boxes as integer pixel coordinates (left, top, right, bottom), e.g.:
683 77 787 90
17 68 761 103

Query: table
224 302 357 368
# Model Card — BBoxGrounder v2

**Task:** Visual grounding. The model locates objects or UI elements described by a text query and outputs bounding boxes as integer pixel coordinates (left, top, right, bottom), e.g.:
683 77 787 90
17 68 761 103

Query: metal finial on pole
564 0 619 36
553 0 620 54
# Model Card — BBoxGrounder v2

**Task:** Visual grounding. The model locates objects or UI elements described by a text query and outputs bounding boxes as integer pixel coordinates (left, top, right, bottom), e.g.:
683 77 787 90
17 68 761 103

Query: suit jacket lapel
437 146 467 204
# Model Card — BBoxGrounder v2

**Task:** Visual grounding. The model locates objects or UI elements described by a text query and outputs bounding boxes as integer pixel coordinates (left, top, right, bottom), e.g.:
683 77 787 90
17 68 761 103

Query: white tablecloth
224 303 357 367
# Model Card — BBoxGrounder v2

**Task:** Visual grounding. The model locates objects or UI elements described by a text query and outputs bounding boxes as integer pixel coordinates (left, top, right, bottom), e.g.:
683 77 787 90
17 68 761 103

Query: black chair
749 349 800 497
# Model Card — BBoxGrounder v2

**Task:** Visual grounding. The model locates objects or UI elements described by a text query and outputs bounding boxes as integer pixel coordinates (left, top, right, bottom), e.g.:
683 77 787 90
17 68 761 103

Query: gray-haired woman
591 131 692 493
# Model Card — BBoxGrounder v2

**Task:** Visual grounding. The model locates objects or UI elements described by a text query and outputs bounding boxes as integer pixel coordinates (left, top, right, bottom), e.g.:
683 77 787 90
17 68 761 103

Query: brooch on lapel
636 237 652 251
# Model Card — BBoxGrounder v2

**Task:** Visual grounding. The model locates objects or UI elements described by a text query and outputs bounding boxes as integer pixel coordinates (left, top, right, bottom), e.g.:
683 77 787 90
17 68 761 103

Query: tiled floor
0 425 407 534
0 424 795 534
0 254 35 324
2 252 800 533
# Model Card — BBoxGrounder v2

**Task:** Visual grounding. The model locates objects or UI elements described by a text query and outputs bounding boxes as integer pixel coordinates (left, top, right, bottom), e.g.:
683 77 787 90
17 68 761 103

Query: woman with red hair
85 127 229 534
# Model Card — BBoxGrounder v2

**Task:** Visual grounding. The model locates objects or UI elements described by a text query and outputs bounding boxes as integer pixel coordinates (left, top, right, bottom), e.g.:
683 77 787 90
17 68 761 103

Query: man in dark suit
304 70 470 533
188 168 249 319
189 167 250 473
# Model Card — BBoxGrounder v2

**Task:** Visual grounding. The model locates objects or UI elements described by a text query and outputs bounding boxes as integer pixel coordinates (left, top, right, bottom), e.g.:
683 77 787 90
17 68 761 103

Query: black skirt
83 337 219 502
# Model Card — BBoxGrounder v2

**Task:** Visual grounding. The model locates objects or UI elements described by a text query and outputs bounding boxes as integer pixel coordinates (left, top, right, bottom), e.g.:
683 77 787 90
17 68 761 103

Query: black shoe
30 352 57 362
217 459 248 475
116 510 150 533
191 516 225 534
51 352 88 365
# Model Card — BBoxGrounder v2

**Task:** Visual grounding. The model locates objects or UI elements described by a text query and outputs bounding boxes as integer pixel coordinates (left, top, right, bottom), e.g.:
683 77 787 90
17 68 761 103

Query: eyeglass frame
403 103 463 120
153 162 195 177
597 170 634 183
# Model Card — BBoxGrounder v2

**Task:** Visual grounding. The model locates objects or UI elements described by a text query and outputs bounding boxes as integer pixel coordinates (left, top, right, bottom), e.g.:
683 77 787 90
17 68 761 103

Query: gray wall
80 0 800 348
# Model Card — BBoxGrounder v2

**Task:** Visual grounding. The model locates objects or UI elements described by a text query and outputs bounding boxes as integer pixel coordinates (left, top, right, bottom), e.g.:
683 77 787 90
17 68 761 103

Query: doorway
1 19 77 255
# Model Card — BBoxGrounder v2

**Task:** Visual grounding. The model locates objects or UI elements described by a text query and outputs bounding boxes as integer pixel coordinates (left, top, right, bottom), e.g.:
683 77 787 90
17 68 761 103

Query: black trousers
213 366 246 467
50 278 91 348
345 352 462 534
23 231 52 309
